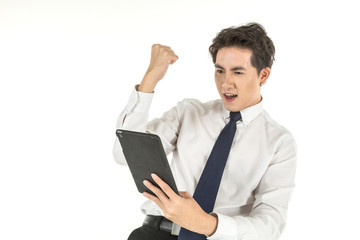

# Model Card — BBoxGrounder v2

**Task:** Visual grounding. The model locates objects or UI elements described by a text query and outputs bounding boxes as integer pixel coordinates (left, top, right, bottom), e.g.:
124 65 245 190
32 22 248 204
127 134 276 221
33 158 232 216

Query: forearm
138 73 157 93
116 85 153 130
209 140 297 240
113 86 154 165
138 43 178 94
179 211 218 237
113 43 178 164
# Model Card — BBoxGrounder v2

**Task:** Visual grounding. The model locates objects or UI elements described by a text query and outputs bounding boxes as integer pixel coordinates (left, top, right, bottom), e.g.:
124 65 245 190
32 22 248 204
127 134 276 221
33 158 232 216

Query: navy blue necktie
178 111 242 240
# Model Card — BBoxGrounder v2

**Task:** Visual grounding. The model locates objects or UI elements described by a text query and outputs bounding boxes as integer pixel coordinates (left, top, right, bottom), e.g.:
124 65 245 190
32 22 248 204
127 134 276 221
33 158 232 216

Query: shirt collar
222 98 264 126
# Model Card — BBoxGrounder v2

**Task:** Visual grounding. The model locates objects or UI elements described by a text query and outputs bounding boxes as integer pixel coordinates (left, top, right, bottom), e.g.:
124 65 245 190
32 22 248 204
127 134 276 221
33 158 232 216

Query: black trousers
128 225 178 240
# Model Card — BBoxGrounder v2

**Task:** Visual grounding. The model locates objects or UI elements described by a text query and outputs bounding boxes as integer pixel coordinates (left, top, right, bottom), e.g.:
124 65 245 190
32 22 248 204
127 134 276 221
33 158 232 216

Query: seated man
113 22 297 240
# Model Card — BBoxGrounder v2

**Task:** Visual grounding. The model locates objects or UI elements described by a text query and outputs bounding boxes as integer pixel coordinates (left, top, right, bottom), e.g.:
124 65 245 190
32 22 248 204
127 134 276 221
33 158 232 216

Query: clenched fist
139 44 179 93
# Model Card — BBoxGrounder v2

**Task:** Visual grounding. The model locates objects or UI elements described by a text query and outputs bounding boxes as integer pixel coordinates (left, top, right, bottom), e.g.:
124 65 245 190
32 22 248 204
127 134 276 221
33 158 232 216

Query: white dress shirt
113 86 297 240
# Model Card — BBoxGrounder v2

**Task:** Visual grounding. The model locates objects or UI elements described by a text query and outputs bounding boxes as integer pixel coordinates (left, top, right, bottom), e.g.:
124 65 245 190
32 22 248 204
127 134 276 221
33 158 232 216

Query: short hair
209 23 275 74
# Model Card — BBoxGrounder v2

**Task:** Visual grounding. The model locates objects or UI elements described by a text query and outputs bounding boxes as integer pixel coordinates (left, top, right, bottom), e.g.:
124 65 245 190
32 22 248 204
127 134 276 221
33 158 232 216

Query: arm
112 87 154 165
143 137 297 240
209 138 297 240
143 174 219 237
139 44 178 93
113 44 179 165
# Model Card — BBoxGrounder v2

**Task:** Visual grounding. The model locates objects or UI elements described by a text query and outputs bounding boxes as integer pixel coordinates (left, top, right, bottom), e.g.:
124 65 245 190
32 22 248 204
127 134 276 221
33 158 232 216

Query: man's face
215 47 270 112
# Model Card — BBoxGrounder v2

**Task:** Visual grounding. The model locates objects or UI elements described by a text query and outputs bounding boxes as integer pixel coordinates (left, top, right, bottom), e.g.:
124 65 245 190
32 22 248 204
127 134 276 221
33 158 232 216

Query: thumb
170 55 179 65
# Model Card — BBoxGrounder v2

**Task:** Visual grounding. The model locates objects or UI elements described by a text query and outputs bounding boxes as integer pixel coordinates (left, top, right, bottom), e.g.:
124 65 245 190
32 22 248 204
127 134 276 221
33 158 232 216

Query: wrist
138 74 158 93
138 80 155 93
201 213 218 237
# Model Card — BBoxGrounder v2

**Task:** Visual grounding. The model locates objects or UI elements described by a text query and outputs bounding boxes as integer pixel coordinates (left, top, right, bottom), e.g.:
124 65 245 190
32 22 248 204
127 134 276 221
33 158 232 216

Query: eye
234 72 243 75
216 69 224 74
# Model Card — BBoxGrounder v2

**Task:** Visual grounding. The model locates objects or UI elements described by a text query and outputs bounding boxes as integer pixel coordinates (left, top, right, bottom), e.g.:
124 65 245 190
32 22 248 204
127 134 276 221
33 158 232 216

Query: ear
259 67 271 86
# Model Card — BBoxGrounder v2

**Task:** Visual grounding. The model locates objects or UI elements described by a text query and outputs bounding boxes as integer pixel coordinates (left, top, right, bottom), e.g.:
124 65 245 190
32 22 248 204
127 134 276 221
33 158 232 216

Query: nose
221 73 235 89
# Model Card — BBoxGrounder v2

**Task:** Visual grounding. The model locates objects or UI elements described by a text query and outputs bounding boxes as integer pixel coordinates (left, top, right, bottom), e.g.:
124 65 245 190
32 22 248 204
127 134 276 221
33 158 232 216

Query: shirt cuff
125 85 154 113
207 213 237 240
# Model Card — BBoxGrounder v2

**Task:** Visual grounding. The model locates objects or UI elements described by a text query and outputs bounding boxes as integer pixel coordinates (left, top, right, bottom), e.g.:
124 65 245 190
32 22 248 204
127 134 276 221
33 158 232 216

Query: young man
113 23 297 240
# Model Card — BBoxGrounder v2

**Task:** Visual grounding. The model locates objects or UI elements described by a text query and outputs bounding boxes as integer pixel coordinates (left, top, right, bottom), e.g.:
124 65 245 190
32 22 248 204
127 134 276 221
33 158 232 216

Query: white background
1 0 359 239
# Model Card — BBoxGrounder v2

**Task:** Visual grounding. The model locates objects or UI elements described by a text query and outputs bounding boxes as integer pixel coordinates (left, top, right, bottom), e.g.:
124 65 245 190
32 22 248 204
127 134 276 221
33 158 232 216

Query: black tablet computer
116 129 179 196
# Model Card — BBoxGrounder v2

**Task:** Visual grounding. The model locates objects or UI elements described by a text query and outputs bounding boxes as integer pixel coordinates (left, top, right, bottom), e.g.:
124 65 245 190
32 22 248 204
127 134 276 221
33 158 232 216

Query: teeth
225 94 237 97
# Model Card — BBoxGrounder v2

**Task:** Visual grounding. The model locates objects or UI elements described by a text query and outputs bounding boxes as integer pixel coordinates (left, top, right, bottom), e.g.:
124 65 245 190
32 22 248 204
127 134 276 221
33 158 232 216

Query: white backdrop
1 0 359 239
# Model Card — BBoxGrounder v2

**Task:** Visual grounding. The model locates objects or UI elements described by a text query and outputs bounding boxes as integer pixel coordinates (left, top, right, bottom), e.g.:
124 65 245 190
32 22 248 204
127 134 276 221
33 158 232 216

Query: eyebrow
215 64 246 71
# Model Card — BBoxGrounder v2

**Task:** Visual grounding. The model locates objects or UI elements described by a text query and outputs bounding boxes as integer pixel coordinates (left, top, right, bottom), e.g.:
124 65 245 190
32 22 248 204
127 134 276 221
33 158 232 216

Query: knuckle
152 44 160 49
152 188 160 194
162 184 170 192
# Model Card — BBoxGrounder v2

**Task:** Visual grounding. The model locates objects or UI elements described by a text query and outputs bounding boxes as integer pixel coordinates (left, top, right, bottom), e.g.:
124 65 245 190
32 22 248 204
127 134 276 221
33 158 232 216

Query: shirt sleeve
208 137 297 240
112 85 154 165
113 85 182 165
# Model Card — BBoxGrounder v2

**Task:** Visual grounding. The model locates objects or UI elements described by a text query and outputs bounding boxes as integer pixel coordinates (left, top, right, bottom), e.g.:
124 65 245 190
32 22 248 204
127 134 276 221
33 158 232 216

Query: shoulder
260 110 296 145
260 111 298 165
176 98 223 114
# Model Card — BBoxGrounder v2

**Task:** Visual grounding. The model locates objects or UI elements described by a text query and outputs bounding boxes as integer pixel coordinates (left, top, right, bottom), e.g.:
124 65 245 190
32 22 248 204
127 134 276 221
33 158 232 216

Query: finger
143 180 170 204
170 55 179 65
151 174 178 199
163 46 174 52
152 44 171 52
162 46 175 54
158 45 176 57
168 49 176 56
166 50 177 59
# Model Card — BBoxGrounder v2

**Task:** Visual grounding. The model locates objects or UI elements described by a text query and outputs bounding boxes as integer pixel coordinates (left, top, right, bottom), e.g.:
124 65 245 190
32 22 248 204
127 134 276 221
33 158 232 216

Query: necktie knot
230 111 242 122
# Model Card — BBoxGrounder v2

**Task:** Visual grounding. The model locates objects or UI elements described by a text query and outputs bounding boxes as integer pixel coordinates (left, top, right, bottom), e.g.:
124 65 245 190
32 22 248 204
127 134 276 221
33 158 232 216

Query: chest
176 113 276 189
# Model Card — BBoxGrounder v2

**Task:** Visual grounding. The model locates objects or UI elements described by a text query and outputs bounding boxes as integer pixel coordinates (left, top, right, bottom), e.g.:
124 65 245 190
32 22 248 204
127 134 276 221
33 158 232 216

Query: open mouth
223 93 238 102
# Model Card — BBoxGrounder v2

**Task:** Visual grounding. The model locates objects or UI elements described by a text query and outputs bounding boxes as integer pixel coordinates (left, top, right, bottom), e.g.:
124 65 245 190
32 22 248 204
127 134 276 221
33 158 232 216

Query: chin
221 95 249 112
223 103 241 112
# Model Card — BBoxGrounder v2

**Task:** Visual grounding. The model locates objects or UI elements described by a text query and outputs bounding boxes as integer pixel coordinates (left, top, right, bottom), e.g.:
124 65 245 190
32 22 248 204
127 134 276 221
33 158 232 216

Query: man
113 22 297 240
